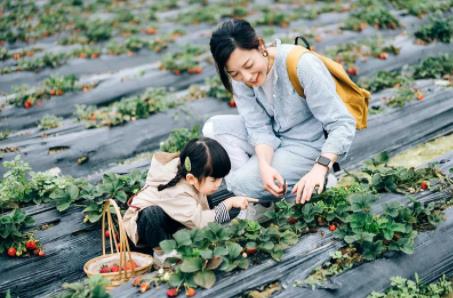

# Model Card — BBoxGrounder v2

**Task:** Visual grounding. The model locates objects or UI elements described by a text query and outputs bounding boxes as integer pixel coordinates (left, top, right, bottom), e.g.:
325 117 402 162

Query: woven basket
83 199 153 288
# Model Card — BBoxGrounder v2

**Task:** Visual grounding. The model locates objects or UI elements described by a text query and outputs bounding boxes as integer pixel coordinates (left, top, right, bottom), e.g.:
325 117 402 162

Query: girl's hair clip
184 156 192 172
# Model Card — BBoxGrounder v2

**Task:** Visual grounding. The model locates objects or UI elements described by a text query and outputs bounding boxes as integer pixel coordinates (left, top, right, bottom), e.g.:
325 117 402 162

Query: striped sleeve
214 202 230 223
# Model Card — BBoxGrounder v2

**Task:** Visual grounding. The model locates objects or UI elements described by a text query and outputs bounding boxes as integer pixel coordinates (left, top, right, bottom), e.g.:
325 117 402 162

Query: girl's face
225 47 268 87
188 175 223 195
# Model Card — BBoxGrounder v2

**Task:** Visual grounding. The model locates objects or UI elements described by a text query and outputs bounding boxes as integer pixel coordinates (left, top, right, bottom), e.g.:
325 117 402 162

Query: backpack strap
286 46 310 98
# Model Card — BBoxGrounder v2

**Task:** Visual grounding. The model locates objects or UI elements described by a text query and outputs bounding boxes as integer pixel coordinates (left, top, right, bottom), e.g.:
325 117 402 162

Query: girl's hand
292 164 328 204
224 196 250 210
259 163 285 197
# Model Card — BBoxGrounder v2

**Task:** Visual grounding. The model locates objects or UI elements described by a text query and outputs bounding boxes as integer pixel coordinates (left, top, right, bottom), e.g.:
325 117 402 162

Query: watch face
317 156 331 166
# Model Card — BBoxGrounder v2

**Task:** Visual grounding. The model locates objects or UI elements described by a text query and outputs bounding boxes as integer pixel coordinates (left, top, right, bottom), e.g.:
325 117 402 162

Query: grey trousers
203 114 334 201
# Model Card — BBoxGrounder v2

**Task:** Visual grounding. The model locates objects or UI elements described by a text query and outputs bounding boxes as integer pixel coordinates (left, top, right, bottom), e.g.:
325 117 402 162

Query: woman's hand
259 162 285 197
224 196 250 210
292 164 328 204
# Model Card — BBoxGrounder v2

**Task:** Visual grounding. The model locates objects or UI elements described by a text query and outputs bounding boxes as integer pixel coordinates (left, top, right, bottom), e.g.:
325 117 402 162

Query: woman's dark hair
157 137 231 191
210 19 260 93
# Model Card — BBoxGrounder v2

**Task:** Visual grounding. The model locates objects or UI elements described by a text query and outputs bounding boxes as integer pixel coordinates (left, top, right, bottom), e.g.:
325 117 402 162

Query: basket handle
101 199 135 279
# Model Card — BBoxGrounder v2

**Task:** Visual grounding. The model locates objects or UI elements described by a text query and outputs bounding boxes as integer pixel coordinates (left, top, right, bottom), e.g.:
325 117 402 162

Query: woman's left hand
292 164 328 204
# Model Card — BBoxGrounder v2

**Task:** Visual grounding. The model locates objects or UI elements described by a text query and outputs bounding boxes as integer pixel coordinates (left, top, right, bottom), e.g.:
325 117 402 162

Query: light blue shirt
230 40 356 161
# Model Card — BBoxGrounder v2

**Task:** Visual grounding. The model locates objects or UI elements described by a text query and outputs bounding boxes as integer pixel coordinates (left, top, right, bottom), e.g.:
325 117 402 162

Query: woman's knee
226 166 266 198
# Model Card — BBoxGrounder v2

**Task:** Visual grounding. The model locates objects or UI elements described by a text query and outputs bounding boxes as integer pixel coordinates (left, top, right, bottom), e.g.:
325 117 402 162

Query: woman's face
225 47 268 87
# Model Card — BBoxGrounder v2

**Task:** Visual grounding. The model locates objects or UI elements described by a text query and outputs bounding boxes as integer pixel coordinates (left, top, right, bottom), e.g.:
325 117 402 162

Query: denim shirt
231 39 356 161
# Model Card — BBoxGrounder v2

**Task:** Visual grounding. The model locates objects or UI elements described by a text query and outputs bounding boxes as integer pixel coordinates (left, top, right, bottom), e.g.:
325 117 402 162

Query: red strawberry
25 240 37 250
187 66 203 75
110 263 120 272
132 276 142 287
246 247 257 255
144 27 157 35
104 230 110 238
38 250 46 257
24 99 33 109
328 224 337 232
56 89 64 96
378 52 388 60
420 181 428 190
49 89 56 96
99 264 111 273
227 99 237 108
7 247 16 257
346 66 358 76
287 216 297 225
167 288 178 297
416 90 425 101
125 260 138 270
140 282 151 293
186 287 196 297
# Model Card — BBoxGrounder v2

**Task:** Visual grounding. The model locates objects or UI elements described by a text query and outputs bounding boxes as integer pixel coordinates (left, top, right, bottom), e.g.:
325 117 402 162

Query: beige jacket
123 152 216 245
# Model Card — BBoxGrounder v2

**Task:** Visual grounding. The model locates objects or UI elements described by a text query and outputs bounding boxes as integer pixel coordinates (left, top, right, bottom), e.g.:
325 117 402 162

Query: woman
203 19 356 204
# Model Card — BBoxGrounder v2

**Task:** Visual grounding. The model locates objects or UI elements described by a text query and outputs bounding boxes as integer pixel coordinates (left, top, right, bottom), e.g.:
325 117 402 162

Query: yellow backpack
286 36 371 129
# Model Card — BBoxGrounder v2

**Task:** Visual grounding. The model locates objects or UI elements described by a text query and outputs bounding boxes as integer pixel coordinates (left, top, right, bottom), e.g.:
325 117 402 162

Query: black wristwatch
315 155 334 169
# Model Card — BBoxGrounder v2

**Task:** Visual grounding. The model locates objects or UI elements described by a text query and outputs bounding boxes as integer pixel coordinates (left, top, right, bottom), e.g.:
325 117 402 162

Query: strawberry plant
53 275 111 298
124 37 149 53
0 155 33 210
342 3 399 31
356 152 445 193
413 54 453 80
0 130 10 141
205 76 232 102
368 274 452 298
81 169 146 223
325 38 400 69
384 84 418 108
160 126 201 153
8 75 85 108
160 45 204 75
256 8 292 27
75 19 112 43
0 155 146 222
388 0 453 17
106 40 128 56
75 88 173 128
38 114 63 130
0 208 34 255
0 52 68 74
73 46 101 59
414 14 453 44
45 74 78 95
177 5 229 25
360 70 409 93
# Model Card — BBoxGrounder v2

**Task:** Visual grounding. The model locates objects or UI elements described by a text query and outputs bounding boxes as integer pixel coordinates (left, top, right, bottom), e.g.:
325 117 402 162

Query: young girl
123 137 251 251
204 19 356 205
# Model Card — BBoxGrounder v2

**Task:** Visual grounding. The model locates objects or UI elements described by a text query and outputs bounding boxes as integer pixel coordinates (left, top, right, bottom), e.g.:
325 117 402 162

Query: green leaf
168 272 183 287
115 190 128 203
200 249 213 260
259 241 275 251
194 270 216 289
213 246 228 256
173 229 192 246
56 200 72 212
67 184 79 201
159 240 176 253
180 257 202 273
226 242 242 258
344 235 358 244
